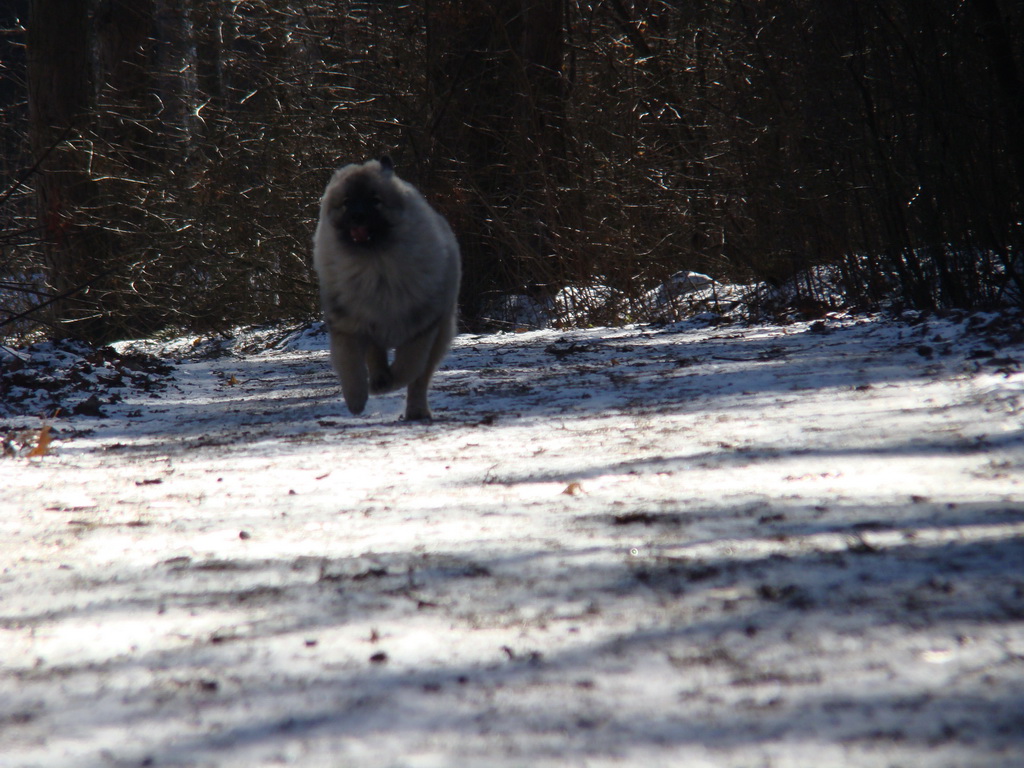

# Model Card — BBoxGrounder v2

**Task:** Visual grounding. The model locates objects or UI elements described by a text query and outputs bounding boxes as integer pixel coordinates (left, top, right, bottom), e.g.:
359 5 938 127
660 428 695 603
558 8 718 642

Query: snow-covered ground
2 311 1023 767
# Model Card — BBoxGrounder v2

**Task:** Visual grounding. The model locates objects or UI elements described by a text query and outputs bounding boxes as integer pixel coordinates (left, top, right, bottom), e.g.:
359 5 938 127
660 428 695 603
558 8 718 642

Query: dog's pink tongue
350 225 371 243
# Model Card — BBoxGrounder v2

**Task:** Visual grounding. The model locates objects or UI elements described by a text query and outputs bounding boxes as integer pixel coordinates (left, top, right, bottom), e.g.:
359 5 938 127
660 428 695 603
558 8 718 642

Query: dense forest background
1 0 1022 342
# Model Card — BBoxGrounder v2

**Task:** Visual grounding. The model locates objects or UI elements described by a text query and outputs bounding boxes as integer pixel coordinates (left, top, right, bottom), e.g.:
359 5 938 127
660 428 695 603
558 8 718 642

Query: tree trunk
95 0 156 170
972 0 1024 203
423 0 568 314
521 0 567 164
27 0 112 338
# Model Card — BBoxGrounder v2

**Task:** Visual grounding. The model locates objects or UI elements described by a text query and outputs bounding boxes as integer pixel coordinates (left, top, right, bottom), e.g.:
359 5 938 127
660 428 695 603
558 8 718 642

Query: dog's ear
378 155 394 173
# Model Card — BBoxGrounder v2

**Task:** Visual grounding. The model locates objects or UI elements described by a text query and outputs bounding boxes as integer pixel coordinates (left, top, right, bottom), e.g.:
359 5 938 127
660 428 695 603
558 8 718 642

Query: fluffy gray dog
313 157 460 420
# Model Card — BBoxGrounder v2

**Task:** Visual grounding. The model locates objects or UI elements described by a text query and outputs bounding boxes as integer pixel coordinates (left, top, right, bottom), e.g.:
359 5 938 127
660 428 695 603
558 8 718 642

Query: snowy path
2 314 1024 767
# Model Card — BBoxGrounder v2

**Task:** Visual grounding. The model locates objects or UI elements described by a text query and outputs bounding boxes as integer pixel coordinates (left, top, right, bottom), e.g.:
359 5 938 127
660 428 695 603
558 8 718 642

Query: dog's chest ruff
322 248 448 348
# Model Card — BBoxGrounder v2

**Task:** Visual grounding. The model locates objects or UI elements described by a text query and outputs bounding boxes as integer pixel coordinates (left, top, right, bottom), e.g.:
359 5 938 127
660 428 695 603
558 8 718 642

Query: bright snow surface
2 313 1023 767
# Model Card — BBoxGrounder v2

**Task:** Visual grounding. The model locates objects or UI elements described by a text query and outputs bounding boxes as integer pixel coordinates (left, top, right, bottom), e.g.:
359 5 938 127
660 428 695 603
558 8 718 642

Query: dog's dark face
324 159 402 250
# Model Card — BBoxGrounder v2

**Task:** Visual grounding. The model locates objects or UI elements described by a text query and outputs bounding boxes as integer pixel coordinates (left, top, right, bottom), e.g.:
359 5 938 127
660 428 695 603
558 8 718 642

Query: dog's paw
399 399 432 423
344 397 367 415
403 405 433 421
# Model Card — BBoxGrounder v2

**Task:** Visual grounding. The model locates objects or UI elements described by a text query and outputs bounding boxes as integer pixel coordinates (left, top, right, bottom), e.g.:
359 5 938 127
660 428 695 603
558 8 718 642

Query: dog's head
322 157 403 249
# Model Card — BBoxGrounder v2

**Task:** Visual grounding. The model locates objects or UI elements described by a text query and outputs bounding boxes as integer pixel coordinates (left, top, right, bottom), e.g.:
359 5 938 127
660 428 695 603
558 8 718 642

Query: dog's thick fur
313 158 460 420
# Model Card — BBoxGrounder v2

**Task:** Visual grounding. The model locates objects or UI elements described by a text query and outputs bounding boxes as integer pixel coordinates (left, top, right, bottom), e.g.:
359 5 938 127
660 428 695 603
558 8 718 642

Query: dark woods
1 1 1022 341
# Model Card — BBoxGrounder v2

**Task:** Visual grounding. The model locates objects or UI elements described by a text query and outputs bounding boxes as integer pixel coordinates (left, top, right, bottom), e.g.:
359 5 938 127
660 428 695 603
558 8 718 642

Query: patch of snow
2 312 1023 766
636 271 749 322
554 283 626 325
